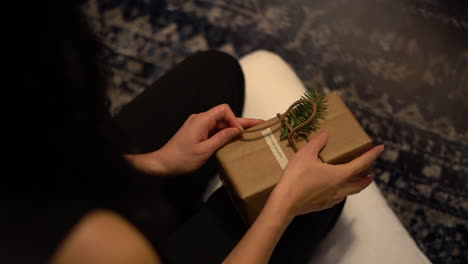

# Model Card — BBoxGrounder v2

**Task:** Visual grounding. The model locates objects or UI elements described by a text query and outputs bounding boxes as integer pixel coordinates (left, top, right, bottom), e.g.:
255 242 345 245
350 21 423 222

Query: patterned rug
83 0 468 263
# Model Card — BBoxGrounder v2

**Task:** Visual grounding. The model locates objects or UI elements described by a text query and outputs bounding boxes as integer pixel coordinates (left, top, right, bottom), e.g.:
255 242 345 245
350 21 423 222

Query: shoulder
51 209 163 264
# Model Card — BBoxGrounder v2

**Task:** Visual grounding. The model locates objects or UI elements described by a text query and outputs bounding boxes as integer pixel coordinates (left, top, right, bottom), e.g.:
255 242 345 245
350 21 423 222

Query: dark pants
113 50 344 264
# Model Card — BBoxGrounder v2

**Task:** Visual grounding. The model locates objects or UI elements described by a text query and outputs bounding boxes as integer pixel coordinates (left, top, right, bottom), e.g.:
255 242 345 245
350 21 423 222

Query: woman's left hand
125 104 263 176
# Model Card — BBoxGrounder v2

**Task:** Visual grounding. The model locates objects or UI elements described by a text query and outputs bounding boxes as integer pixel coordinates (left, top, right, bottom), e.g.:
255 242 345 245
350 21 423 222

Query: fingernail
230 128 241 137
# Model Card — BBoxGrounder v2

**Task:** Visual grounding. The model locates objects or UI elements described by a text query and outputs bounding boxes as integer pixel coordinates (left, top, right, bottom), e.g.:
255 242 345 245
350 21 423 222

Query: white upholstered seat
239 50 431 264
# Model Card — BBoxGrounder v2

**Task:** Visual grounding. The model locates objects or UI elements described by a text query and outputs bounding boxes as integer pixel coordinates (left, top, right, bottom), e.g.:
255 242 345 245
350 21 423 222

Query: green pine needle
280 89 328 140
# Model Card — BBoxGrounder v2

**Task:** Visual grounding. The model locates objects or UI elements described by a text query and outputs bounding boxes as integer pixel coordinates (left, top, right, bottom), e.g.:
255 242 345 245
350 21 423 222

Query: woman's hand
125 104 263 176
270 129 385 218
224 130 384 264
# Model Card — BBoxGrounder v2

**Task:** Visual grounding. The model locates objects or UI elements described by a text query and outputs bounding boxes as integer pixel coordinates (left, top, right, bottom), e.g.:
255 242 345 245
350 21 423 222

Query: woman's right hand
271 129 385 218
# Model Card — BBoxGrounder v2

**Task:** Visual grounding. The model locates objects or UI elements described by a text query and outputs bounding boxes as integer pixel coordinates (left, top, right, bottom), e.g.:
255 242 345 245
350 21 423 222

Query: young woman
2 1 383 263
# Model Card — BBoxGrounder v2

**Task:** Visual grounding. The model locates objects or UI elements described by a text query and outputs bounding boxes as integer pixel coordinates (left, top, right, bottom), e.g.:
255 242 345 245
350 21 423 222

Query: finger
342 176 373 196
222 105 244 130
215 120 229 131
215 118 264 131
301 129 329 157
334 197 345 205
202 104 243 131
344 145 384 179
200 127 241 151
348 167 372 182
237 118 265 129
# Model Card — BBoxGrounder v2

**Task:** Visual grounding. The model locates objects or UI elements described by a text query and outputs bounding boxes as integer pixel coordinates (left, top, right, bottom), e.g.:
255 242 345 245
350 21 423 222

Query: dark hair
3 1 121 200
1 5 171 262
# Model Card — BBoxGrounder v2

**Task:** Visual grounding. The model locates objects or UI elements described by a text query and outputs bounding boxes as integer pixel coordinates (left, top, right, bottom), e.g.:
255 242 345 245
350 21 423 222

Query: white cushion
237 50 431 264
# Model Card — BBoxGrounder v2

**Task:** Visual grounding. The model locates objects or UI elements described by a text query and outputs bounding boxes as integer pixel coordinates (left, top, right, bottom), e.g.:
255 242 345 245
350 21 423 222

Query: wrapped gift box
216 92 373 224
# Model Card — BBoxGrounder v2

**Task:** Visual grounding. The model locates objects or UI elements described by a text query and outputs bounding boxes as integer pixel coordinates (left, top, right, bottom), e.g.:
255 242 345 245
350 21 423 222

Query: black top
1 124 165 263
0 2 344 263
0 2 167 262
0 1 247 262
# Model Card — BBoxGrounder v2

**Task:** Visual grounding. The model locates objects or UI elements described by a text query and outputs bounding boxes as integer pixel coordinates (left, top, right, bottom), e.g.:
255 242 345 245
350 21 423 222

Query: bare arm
222 190 293 264
223 131 385 264
50 193 291 264
124 104 264 177
53 111 383 264
52 138 383 264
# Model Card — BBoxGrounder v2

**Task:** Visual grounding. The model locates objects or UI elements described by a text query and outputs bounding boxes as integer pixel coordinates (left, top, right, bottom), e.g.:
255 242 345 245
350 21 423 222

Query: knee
196 49 239 67
192 50 244 83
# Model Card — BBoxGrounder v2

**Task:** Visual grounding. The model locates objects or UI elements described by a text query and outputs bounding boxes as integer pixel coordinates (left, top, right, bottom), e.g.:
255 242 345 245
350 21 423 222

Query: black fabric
111 50 248 246
1 2 139 262
159 188 345 264
158 188 246 264
2 49 343 264
1 200 93 264
270 199 345 264
113 50 245 154
1 130 168 264
111 50 345 263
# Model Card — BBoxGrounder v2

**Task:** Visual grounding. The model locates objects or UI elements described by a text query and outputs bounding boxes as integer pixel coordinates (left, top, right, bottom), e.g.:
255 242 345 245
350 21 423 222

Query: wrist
147 150 170 175
263 187 296 226
124 151 169 176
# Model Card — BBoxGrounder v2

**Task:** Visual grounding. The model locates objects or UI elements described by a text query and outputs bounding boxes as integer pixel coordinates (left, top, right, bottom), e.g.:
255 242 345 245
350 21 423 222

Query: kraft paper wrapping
216 92 373 224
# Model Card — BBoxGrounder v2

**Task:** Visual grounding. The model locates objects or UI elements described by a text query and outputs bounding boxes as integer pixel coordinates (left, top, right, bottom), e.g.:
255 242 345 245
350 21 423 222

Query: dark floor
83 0 468 263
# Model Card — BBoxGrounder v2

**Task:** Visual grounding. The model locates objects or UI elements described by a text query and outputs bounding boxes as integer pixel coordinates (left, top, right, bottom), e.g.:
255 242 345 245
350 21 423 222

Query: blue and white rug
83 0 468 263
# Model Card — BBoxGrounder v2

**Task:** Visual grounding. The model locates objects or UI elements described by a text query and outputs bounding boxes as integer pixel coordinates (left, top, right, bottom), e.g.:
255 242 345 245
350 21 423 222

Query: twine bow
242 99 317 152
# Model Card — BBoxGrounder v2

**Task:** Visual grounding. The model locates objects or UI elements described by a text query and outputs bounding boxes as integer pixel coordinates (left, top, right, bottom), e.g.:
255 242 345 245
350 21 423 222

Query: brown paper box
215 92 373 224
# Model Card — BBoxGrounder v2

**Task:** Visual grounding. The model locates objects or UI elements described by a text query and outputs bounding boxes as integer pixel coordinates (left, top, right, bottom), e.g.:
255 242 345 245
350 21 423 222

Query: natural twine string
242 99 317 152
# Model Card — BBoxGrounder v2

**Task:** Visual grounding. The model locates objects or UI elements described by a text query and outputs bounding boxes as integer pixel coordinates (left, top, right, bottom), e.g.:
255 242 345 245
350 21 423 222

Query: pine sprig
280 89 328 140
